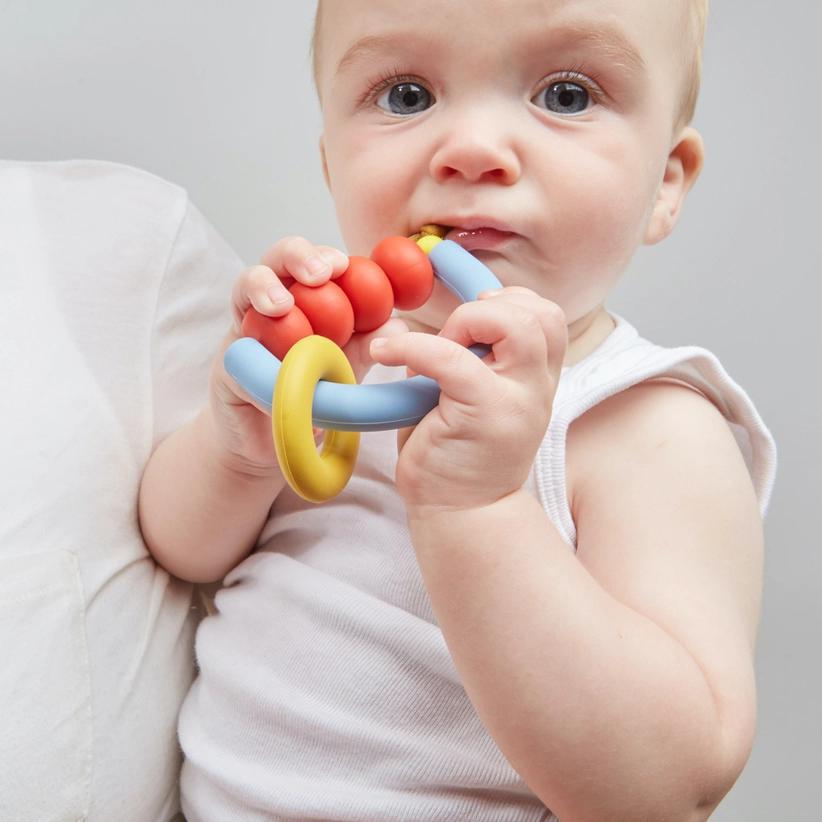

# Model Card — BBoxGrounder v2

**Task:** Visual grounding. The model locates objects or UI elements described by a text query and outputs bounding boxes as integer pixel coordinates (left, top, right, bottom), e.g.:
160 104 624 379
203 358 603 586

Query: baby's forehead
314 0 697 69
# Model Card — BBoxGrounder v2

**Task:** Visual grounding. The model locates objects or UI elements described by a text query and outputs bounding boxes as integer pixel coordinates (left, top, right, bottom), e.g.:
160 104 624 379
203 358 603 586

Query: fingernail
305 256 329 277
370 338 387 354
267 287 292 307
479 289 502 298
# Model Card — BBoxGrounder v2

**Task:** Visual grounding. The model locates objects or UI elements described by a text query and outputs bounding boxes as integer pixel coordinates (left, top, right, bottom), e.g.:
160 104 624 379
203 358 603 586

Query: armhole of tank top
641 375 711 400
533 314 641 551
534 405 579 551
534 351 708 552
535 346 777 551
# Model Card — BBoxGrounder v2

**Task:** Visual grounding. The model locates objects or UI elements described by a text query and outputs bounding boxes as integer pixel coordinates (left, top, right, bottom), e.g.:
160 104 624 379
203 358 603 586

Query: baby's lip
445 226 516 251
432 216 517 234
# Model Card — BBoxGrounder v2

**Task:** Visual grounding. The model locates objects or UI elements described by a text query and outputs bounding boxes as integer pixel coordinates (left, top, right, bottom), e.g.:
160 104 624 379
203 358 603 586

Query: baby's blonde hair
679 0 709 128
311 0 708 129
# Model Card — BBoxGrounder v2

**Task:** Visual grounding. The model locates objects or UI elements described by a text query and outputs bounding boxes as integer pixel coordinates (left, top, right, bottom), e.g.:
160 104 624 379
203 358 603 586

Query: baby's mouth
410 223 515 252
408 224 449 242
444 226 515 252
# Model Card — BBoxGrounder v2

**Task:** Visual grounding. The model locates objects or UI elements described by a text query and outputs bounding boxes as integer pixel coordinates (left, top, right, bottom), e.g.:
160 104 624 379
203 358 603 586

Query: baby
139 1 777 819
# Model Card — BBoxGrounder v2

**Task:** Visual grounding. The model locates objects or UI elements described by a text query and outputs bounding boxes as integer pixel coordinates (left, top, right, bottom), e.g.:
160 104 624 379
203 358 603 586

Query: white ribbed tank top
179 314 776 821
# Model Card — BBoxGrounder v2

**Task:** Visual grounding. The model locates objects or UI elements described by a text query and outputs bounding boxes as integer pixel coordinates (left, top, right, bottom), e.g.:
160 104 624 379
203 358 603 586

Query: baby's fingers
431 300 548 385
369 332 490 406
260 236 349 287
231 265 294 332
474 288 568 377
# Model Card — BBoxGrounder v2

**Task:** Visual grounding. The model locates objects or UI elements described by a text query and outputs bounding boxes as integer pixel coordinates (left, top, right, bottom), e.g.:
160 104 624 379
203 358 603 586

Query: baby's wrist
405 491 537 568
405 488 527 528
197 406 283 483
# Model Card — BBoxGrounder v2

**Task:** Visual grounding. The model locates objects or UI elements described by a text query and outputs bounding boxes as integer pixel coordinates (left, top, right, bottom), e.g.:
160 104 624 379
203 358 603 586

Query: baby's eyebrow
547 22 646 75
334 22 646 78
335 33 421 75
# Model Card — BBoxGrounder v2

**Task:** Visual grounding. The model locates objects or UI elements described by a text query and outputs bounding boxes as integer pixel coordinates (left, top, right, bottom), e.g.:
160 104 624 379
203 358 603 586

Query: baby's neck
400 304 616 368
564 305 616 366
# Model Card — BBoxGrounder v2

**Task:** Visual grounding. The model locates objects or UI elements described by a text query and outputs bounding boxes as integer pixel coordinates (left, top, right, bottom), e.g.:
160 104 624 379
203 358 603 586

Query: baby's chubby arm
370 295 762 821
139 237 405 583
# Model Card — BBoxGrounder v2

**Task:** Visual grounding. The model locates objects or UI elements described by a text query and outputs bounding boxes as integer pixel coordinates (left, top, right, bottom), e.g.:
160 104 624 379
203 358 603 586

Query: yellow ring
273 335 360 503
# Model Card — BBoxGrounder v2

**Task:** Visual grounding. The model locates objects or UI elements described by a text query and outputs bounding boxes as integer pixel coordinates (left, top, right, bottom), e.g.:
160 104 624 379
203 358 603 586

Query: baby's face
317 0 696 327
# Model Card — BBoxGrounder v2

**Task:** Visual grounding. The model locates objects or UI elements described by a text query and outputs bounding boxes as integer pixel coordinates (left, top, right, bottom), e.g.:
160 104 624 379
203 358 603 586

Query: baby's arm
139 238 352 583
372 296 762 820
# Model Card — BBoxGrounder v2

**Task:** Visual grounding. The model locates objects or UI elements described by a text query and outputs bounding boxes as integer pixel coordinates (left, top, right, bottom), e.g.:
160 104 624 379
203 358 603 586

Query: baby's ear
319 135 331 190
644 126 705 245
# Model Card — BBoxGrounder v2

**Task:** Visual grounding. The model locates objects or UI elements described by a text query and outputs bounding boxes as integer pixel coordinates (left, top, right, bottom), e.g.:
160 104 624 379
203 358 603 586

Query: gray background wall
1 1 818 818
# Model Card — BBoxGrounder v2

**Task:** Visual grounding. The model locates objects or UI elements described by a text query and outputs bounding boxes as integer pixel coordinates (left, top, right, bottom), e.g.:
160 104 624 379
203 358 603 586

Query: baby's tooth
419 224 448 238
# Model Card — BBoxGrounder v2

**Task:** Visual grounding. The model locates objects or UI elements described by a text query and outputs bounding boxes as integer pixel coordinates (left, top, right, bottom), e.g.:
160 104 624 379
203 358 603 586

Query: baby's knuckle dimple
517 309 543 335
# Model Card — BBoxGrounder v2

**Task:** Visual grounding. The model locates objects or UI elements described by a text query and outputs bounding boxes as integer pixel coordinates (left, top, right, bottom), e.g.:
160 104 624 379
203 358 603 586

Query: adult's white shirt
0 159 242 821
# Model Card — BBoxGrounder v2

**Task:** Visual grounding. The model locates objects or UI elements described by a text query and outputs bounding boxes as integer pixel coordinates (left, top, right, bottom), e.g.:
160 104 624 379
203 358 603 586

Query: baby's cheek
332 200 373 257
560 174 649 273
332 167 411 251
557 142 652 250
336 204 400 259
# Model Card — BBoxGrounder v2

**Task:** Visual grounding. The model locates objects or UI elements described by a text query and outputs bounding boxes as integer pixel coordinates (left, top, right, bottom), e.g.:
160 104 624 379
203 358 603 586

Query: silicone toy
225 230 502 502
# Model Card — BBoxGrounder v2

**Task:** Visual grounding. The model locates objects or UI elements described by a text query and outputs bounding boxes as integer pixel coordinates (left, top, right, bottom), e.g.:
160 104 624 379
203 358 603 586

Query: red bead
241 306 313 361
335 256 395 333
370 236 434 311
289 281 355 348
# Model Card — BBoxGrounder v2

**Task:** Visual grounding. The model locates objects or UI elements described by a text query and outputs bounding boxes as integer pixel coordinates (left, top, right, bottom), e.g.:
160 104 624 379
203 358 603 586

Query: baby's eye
532 81 592 115
376 81 434 115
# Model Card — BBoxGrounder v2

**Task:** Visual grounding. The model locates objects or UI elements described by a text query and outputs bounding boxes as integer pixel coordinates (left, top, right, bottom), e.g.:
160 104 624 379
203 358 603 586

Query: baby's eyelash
355 64 607 110
537 66 607 102
357 67 428 108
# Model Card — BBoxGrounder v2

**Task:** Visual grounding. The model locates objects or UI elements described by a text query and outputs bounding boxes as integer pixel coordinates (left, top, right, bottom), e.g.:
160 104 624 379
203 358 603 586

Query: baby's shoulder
565 376 751 517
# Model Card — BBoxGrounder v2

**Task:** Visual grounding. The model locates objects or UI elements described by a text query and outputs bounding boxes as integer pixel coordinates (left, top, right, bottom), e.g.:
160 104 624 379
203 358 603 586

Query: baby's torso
180 418 552 821
179 318 775 821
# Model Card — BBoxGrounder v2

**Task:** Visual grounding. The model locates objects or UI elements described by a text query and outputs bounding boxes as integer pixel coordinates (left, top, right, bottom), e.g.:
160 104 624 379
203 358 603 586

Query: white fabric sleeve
150 200 245 444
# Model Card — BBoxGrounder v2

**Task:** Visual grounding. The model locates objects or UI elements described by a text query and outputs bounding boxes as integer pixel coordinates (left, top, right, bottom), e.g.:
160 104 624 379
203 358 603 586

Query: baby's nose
429 126 521 185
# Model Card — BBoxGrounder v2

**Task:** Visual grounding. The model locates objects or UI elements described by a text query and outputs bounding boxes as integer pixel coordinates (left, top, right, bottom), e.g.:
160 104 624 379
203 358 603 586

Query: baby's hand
211 236 406 475
369 287 567 513
231 236 347 333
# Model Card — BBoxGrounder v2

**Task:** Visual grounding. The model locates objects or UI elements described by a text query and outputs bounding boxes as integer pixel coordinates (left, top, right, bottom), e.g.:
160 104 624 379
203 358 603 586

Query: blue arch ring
224 240 502 432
